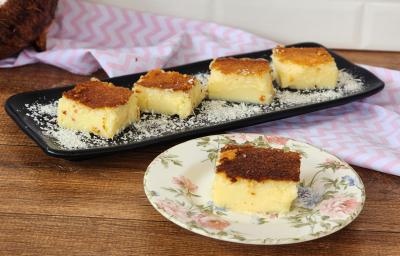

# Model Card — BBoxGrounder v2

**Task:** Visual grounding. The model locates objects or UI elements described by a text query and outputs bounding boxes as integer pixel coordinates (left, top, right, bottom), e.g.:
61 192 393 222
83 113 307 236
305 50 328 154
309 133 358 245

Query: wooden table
0 50 399 256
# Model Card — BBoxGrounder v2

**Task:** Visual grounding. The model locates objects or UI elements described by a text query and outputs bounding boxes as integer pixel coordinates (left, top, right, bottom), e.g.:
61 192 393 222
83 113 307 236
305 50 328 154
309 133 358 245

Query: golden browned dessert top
210 57 270 75
63 81 133 109
216 144 301 182
135 69 196 91
272 47 335 66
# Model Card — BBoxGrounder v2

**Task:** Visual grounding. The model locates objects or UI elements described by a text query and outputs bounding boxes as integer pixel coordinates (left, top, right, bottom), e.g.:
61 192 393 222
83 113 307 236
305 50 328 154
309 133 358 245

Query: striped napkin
0 0 275 77
238 65 400 175
0 0 399 174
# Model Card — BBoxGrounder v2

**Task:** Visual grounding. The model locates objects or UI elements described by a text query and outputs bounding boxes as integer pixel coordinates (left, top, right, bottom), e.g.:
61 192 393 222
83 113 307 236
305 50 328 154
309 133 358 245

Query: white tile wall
86 0 400 51
362 2 400 51
213 0 364 49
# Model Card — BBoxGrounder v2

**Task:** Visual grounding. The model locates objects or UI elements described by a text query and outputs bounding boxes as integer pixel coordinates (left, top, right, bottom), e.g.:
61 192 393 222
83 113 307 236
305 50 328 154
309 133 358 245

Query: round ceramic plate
143 133 365 245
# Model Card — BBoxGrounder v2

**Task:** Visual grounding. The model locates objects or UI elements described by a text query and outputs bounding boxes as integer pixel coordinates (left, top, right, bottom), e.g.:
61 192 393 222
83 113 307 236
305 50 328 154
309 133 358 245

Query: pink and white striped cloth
0 0 275 77
239 65 400 175
0 0 399 175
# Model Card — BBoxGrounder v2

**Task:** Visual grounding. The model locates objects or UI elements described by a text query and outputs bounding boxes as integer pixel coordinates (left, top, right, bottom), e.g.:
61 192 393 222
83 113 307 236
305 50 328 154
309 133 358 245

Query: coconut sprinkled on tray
24 70 364 150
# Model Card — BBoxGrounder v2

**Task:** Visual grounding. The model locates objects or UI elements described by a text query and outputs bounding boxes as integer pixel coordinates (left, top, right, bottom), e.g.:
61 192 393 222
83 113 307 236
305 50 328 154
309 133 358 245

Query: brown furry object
0 0 58 59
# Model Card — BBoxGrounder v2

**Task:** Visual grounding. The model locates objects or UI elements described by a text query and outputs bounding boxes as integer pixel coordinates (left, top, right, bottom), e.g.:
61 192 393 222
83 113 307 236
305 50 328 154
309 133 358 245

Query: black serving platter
5 42 384 160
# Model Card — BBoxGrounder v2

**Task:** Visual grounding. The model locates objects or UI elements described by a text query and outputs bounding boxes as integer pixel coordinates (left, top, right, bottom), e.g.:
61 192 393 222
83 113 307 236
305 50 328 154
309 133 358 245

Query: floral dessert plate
143 133 365 245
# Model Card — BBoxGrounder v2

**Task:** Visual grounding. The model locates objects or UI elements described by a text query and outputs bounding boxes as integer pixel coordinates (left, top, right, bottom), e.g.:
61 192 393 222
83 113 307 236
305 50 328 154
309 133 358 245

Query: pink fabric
0 0 399 175
0 0 275 77
239 65 400 175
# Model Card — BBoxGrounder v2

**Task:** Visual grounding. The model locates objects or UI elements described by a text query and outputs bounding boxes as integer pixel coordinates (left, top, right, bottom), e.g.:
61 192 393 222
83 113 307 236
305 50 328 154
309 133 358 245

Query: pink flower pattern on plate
318 195 359 219
324 158 337 165
194 214 230 231
227 133 249 143
264 135 289 145
267 212 279 220
155 199 191 222
172 176 198 193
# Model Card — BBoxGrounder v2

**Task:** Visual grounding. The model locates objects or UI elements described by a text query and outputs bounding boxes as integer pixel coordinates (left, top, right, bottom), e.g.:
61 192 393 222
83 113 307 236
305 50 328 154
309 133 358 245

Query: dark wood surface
0 50 400 255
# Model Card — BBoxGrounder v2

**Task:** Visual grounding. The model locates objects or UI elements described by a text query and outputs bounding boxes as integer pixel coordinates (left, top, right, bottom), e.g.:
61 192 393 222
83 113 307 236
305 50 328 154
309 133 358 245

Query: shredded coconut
194 73 209 86
275 89 342 106
337 69 363 92
38 101 58 115
45 129 91 149
24 70 364 150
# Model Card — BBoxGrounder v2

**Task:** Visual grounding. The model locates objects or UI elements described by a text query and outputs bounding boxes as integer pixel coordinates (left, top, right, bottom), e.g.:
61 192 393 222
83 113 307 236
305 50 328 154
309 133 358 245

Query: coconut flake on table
24 70 364 150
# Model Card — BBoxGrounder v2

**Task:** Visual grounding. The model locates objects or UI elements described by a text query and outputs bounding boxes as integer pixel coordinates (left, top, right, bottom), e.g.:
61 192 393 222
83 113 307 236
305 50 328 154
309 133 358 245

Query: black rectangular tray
5 42 384 160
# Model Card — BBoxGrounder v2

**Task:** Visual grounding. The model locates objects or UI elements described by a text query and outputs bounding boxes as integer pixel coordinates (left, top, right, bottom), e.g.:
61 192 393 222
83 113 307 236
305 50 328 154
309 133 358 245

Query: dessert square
212 144 300 213
207 57 275 104
271 47 339 89
57 80 140 139
133 69 206 119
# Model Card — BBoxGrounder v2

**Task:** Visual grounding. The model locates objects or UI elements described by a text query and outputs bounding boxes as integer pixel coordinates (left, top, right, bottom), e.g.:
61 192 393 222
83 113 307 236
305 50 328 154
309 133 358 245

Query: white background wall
87 0 400 51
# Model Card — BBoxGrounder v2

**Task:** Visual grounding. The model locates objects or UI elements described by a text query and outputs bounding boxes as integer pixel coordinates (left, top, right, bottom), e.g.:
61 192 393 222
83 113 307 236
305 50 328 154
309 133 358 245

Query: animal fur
0 0 58 59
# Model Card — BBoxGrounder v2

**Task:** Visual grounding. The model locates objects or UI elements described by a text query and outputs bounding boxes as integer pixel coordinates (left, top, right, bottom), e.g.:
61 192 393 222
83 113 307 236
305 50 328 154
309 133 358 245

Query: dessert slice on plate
207 57 275 105
133 69 206 119
271 47 339 89
212 144 301 213
57 80 140 139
